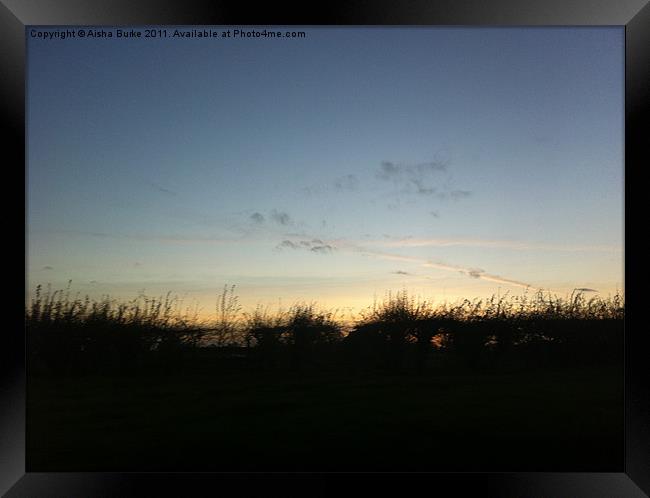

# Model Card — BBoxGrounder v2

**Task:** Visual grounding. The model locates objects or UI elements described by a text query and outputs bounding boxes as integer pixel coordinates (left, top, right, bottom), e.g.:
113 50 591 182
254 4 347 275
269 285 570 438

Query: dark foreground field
28 362 622 472
26 286 624 471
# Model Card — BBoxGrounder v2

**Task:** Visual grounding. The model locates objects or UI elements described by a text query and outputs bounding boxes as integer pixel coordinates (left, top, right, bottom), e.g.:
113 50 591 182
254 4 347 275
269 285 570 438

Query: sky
27 26 624 320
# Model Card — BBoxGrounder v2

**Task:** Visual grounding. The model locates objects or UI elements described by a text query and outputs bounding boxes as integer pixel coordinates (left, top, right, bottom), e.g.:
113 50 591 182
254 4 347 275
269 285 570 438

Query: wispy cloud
250 212 265 224
299 155 466 205
376 159 450 197
270 209 292 226
449 190 471 200
311 244 334 254
376 160 447 181
302 174 360 196
275 238 335 254
333 174 360 191
149 182 177 196
467 268 484 279
411 179 436 195
277 240 299 250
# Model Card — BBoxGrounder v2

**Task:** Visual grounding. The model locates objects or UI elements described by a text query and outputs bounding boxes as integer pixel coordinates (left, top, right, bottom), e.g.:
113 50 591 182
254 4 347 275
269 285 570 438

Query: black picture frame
3 1 648 496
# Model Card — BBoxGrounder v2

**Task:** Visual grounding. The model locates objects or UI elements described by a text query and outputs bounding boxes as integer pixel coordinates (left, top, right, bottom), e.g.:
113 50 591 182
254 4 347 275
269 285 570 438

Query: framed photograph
4 0 648 496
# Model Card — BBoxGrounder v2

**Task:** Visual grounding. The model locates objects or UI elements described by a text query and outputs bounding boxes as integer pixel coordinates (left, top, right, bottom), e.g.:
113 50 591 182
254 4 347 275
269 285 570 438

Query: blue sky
27 27 624 318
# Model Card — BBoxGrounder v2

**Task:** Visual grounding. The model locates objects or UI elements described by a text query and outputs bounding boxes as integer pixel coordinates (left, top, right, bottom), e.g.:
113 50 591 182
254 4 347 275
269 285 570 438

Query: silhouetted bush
349 290 434 372
244 306 288 370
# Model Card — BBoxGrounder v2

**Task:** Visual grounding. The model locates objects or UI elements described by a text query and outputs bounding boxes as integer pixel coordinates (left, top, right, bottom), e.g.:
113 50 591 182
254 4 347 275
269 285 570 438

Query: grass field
27 363 622 472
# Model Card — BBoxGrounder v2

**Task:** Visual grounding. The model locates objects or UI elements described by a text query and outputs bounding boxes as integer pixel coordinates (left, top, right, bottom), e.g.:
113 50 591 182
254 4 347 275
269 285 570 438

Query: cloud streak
53 229 250 245
360 237 620 253
54 228 578 292
337 245 537 290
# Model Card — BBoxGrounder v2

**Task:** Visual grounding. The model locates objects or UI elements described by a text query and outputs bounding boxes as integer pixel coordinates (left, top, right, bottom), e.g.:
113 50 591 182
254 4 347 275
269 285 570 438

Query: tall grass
26 282 204 374
206 284 244 346
26 283 624 374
